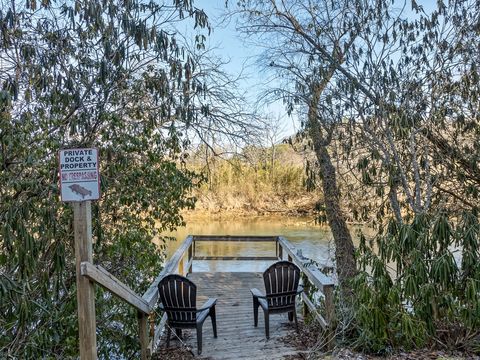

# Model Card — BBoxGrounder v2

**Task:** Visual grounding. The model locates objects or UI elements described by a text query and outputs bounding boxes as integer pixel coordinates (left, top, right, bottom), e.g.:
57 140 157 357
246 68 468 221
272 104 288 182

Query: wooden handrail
142 235 194 308
276 236 336 331
194 256 278 260
78 235 196 360
192 235 278 261
276 237 334 290
141 235 195 358
185 235 336 330
80 234 335 359
193 235 278 242
80 262 151 314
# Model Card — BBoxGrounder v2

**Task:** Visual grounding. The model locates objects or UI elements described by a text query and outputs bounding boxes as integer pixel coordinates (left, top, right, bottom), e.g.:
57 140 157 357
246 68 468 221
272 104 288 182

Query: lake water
155 216 365 272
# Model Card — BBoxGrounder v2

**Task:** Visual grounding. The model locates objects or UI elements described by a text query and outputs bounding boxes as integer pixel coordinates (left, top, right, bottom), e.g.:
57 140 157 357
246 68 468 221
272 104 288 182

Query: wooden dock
79 235 335 359
158 272 305 359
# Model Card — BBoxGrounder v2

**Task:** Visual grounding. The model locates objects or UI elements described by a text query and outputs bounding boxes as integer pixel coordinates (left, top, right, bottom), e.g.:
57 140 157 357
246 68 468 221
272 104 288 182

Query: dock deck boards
157 272 303 359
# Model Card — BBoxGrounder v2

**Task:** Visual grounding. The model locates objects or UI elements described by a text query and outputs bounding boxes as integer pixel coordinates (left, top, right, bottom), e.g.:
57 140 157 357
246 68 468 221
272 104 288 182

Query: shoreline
181 208 318 220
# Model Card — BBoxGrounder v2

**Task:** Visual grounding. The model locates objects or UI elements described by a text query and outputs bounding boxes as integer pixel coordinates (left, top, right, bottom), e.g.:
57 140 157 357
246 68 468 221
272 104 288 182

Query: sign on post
59 148 100 359
59 148 100 202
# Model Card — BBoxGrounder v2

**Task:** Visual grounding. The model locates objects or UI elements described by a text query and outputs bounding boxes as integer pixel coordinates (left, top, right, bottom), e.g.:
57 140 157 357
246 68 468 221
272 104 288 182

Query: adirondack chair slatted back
263 261 300 309
159 274 197 324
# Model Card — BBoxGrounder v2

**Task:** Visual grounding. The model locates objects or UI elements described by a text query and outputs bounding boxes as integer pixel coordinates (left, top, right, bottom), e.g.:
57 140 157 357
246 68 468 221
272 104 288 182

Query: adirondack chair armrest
250 287 267 299
197 298 217 312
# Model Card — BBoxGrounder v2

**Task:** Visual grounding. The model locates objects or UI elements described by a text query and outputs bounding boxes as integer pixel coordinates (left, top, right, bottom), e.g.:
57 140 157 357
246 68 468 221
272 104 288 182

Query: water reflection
194 240 277 258
155 216 338 272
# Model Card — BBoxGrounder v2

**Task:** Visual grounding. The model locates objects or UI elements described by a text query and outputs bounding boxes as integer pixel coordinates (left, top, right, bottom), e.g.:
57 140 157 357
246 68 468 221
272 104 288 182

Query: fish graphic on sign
59 148 100 202
69 184 93 199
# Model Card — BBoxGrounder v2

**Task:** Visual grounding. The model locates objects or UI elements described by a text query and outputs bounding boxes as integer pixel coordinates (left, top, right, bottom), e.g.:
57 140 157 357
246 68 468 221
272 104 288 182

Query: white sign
59 148 100 202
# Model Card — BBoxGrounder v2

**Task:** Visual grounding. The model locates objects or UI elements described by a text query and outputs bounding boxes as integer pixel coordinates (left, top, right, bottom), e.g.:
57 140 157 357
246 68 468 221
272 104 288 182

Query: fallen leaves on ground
153 346 196 360
152 329 213 360
281 322 479 360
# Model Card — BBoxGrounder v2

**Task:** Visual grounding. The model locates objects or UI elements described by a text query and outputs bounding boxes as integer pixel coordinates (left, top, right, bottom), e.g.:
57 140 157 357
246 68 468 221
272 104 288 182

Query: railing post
324 285 335 325
138 311 149 360
324 284 336 349
302 279 311 318
149 313 156 337
193 237 196 259
278 242 283 260
178 256 184 276
187 243 193 274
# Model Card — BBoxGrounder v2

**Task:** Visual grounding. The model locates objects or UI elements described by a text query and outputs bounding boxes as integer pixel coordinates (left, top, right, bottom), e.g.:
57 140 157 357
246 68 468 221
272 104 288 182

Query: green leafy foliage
233 0 479 354
350 212 480 353
0 0 209 357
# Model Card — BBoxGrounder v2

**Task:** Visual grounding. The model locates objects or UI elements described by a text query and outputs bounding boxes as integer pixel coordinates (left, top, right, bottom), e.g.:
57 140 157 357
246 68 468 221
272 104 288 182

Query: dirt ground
280 323 479 360
152 324 479 360
153 346 478 360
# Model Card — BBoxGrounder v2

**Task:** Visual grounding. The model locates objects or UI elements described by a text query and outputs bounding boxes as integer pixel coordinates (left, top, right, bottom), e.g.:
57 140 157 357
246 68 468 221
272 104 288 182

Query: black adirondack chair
158 274 217 355
250 261 303 339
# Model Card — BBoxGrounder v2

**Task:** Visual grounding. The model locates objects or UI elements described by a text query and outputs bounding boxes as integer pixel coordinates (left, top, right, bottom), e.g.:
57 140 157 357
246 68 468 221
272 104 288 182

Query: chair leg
264 310 270 339
294 309 299 332
176 328 182 339
253 296 259 327
166 326 171 348
288 311 293 322
210 306 217 338
196 323 203 355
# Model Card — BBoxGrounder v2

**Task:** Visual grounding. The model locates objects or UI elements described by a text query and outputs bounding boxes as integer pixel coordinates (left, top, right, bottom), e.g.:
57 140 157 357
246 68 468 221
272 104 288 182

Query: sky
192 0 440 140
194 0 296 140
195 1 251 76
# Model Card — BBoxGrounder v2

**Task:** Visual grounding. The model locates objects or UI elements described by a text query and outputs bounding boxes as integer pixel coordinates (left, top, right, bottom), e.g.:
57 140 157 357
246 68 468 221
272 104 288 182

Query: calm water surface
156 216 365 272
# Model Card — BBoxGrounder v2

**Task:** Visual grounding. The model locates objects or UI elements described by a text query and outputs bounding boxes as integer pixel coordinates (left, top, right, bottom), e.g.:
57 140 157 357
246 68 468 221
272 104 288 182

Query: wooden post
149 313 156 337
324 284 336 350
192 237 196 260
138 312 149 360
187 244 193 274
302 279 311 318
74 201 97 360
178 256 184 276
324 285 335 326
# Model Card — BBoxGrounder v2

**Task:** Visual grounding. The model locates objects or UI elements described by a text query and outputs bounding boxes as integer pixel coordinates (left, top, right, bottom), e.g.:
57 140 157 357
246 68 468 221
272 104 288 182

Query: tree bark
315 141 357 289
388 181 403 224
308 84 356 292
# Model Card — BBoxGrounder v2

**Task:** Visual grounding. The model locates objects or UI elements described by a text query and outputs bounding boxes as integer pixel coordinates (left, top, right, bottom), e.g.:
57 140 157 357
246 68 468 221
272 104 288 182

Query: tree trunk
388 181 403 224
314 140 357 289
308 84 356 292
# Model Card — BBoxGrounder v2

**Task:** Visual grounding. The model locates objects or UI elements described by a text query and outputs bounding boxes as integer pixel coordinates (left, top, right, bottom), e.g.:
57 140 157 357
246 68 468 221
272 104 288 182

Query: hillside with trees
184 143 322 216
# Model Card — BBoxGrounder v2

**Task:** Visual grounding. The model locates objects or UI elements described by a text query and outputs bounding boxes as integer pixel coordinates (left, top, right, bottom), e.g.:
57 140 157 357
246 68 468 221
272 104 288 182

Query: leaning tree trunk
308 85 357 293
316 142 357 286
